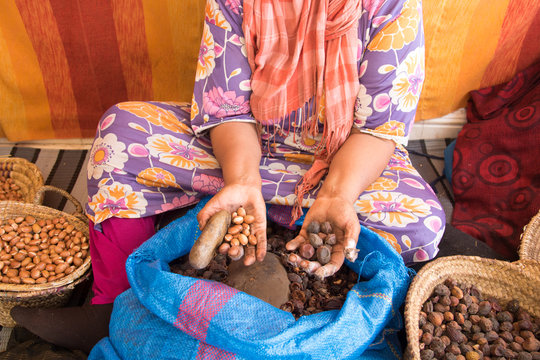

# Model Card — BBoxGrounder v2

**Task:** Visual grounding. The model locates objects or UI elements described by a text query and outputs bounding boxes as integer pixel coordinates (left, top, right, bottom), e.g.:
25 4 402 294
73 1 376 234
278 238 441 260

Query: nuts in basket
0 215 89 285
0 175 23 201
418 278 540 360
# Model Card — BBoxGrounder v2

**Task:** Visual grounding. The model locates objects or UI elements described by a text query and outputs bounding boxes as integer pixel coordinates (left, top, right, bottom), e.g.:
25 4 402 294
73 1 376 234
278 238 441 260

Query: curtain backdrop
0 0 538 141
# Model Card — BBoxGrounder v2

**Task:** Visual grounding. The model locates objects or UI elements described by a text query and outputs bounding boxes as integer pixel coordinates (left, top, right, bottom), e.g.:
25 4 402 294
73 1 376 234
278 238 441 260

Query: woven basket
519 209 540 261
0 185 91 327
0 157 44 203
404 256 540 359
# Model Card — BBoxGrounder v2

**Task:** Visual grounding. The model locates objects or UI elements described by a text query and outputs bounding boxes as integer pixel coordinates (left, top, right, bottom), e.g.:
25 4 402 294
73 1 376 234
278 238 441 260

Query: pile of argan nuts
0 174 23 201
418 278 540 360
217 206 257 261
171 220 358 319
0 216 89 285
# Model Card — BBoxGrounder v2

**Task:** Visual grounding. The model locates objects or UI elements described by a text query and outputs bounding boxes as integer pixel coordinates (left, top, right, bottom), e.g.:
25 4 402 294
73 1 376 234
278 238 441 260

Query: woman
13 0 444 353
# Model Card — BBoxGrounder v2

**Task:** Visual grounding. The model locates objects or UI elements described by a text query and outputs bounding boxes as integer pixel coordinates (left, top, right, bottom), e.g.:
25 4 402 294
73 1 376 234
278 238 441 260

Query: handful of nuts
218 206 257 261
287 220 337 279
0 216 89 285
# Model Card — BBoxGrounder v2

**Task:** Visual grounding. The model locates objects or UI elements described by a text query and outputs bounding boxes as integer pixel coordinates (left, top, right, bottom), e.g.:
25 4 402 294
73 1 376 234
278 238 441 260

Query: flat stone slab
226 252 290 308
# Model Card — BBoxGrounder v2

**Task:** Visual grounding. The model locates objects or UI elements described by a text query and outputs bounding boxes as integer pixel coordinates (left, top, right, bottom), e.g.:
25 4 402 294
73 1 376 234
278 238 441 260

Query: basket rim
519 209 540 261
0 157 44 182
0 157 45 203
0 201 91 294
404 255 540 359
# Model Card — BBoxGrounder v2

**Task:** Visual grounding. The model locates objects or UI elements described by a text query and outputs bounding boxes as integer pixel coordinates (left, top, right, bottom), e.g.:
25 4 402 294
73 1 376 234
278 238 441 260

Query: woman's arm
286 131 395 278
191 3 268 265
318 129 394 203
209 122 261 189
197 122 267 265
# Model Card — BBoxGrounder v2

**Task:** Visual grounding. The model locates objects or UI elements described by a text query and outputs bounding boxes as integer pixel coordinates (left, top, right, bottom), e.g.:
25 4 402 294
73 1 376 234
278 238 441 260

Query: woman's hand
285 195 360 279
202 121 265 266
285 131 394 279
197 183 267 266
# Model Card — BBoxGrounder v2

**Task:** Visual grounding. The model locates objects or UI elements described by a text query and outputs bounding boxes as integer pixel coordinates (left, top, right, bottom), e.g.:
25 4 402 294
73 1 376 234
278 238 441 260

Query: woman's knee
94 102 138 137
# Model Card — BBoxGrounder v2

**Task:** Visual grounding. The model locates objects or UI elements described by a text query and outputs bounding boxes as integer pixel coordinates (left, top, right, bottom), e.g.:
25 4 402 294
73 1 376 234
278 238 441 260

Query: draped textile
0 0 538 141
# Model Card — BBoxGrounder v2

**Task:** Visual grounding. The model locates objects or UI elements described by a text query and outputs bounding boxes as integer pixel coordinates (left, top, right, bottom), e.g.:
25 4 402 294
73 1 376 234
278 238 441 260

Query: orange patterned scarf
243 0 362 221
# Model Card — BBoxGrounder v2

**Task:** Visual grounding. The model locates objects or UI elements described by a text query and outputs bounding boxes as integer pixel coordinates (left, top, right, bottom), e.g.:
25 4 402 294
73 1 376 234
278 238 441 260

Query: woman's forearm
209 122 262 187
318 130 395 203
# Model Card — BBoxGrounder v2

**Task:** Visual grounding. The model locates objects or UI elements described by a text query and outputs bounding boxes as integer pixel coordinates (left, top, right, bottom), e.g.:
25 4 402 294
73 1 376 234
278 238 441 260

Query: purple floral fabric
86 0 445 265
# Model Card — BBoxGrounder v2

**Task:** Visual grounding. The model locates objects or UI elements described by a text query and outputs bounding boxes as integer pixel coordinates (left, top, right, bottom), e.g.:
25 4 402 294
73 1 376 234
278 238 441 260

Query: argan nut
510 342 523 352
218 243 230 255
451 286 464 299
325 233 337 246
299 243 315 260
434 284 451 297
446 326 466 343
30 268 41 279
243 215 255 224
309 233 323 248
464 351 480 360
478 301 492 316
443 337 456 349
428 312 444 327
237 234 248 246
320 221 332 234
506 299 520 313
479 317 493 332
237 207 246 217
306 221 320 234
232 216 244 225
523 338 540 352
55 262 69 274
316 245 332 265
421 332 433 345
420 349 434 360
227 225 242 235
248 235 257 245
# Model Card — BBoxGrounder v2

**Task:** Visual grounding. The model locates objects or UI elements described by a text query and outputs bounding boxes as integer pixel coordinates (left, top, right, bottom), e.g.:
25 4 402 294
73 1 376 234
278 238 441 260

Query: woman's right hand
197 183 267 266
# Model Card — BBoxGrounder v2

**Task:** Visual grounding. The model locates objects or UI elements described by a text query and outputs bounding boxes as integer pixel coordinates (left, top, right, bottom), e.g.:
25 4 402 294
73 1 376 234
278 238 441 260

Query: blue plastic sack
89 197 412 360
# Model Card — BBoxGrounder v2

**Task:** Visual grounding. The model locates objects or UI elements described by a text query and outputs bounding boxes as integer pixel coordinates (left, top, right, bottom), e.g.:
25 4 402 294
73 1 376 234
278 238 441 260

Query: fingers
342 219 360 262
285 235 306 251
251 202 267 262
286 253 321 275
314 242 345 280
197 199 224 230
243 245 256 266
255 232 267 262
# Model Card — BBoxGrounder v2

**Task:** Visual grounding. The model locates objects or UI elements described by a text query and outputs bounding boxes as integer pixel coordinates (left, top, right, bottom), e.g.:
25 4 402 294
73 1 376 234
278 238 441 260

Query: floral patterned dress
86 0 445 265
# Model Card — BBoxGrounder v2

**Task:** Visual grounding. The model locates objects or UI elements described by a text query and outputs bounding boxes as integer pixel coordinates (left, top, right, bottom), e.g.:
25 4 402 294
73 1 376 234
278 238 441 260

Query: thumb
343 219 360 262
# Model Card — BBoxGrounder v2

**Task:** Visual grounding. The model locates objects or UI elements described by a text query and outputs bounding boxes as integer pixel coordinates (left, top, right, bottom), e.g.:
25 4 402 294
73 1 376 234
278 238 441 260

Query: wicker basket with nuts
0 185 91 327
0 157 44 203
405 255 540 360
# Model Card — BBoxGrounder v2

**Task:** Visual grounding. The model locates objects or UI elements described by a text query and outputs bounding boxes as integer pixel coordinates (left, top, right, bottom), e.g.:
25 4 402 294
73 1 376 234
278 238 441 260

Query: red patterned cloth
451 61 540 259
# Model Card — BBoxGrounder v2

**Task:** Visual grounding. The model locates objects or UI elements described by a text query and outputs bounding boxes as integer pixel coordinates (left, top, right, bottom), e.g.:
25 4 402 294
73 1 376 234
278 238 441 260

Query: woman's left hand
285 195 360 279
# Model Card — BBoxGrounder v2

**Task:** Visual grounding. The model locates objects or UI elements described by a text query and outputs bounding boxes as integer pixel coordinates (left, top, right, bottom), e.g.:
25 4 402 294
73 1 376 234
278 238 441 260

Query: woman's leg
353 145 446 265
89 216 156 304
85 101 224 302
258 144 446 266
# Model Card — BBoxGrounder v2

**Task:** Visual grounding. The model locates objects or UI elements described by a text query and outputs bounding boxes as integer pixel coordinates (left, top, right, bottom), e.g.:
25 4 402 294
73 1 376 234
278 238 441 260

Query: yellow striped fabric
0 0 537 140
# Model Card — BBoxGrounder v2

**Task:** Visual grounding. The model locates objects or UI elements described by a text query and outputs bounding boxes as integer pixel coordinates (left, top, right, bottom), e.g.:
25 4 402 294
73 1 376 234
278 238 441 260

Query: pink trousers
88 216 156 304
